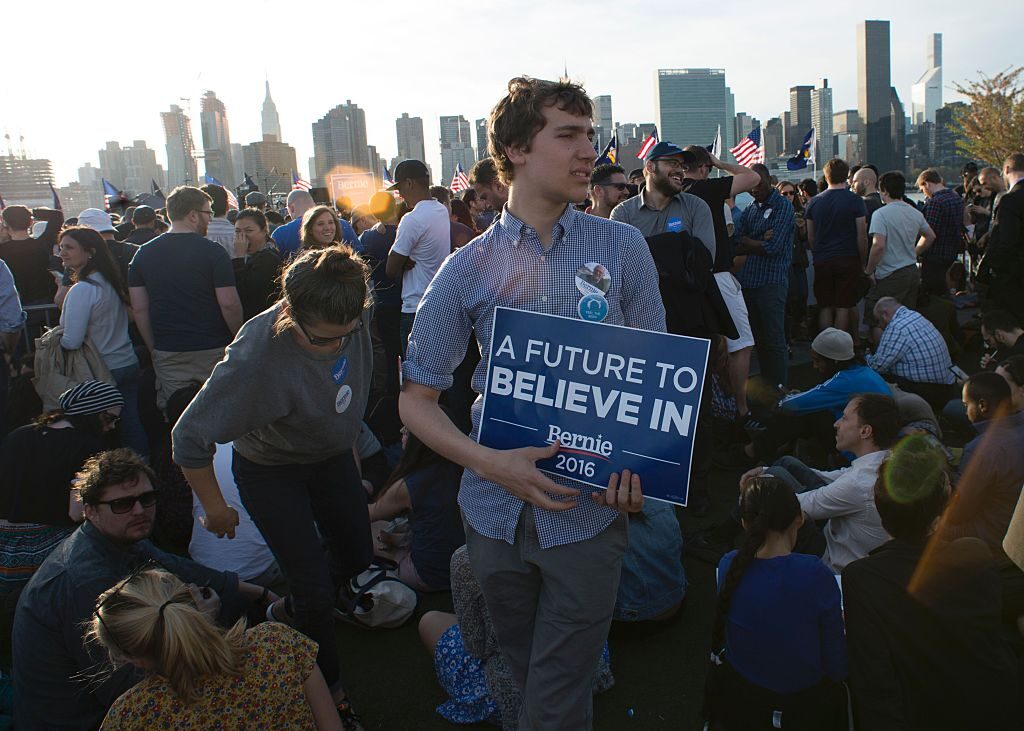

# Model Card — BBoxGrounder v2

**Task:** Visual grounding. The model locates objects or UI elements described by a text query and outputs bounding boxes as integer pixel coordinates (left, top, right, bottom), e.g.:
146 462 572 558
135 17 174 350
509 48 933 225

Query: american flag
226 188 239 210
636 129 659 160
450 163 470 194
729 128 765 167
292 171 312 191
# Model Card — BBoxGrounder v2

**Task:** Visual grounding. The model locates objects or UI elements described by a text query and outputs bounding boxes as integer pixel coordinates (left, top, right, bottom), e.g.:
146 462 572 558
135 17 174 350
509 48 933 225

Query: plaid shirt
866 306 954 384
403 205 666 548
734 189 795 288
921 188 966 262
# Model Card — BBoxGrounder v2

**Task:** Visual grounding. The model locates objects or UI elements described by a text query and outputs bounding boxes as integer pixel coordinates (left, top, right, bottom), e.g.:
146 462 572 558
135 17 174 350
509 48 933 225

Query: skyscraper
241 136 297 195
834 109 863 163
764 118 784 160
439 115 475 186
200 91 235 188
890 87 907 173
810 80 834 169
262 81 282 142
395 113 426 163
734 113 758 148
475 119 489 162
312 101 370 186
857 20 894 171
911 33 942 125
656 69 733 154
789 85 814 151
0 154 54 207
593 94 613 150
161 104 197 188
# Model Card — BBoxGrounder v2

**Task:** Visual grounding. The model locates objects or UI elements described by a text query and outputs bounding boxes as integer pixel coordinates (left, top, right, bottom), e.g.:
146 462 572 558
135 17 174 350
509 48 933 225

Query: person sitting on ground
12 448 272 730
418 546 613 731
843 436 1020 730
613 498 686 623
90 568 343 730
980 309 1024 369
996 355 1024 412
743 328 890 464
867 297 956 412
746 393 898 573
368 414 465 592
0 381 123 595
706 476 847 730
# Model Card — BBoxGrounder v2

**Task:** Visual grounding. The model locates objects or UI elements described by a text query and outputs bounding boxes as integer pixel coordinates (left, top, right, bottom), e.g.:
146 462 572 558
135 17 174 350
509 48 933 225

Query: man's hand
200 505 239 538
480 441 579 511
739 466 766 490
403 259 416 271
763 229 774 241
981 352 997 369
187 584 222 620
592 469 644 513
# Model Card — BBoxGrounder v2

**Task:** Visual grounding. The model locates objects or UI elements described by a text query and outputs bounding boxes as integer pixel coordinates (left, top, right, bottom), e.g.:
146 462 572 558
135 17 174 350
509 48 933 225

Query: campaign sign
477 308 710 506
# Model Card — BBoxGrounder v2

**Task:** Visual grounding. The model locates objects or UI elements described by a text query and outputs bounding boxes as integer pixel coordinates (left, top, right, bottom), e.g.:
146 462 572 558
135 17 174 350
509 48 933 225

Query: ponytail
711 476 800 650
273 245 371 335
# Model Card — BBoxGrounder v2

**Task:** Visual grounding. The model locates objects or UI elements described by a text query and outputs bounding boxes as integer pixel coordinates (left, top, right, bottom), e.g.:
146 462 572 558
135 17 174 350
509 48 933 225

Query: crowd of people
0 74 1023 730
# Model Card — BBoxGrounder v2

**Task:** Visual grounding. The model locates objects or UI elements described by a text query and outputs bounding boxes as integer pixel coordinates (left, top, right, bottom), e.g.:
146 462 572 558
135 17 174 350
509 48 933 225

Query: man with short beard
588 164 629 219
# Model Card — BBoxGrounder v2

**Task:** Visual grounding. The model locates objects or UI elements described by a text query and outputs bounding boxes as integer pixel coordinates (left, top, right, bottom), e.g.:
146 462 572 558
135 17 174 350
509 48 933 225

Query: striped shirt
403 204 666 548
734 189 795 289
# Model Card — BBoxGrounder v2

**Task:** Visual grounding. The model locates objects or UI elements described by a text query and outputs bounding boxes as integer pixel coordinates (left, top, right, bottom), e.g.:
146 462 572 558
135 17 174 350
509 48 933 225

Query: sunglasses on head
92 490 159 514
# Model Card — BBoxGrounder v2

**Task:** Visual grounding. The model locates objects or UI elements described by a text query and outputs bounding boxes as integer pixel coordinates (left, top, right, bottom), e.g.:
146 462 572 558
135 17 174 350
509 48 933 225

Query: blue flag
786 128 816 171
204 174 225 187
595 134 618 166
101 178 119 196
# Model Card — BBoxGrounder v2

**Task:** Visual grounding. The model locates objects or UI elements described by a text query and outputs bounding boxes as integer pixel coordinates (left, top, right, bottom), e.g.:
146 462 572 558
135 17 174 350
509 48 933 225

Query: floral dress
100 622 317 730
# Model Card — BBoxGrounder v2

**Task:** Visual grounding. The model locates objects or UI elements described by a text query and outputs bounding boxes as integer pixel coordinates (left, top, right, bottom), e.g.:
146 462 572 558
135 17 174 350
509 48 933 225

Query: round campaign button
331 356 349 385
335 384 353 413
578 293 609 322
575 262 611 296
666 217 683 233
762 208 772 220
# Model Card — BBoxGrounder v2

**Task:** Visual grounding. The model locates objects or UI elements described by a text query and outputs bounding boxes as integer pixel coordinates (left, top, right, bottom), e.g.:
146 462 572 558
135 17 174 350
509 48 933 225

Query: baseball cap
387 160 430 191
811 327 855 361
78 208 115 233
643 141 697 164
245 191 267 207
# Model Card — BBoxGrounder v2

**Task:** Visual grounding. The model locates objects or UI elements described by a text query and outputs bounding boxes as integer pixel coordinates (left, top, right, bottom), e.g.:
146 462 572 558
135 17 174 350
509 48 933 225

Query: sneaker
740 411 767 433
265 597 295 627
336 698 365 731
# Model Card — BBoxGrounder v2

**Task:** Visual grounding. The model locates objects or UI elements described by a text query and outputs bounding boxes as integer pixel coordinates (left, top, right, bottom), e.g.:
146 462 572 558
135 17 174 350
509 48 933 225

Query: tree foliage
952 67 1024 166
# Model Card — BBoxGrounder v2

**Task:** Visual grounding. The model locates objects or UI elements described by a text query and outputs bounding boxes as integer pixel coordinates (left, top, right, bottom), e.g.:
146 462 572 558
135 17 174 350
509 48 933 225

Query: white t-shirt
868 201 930 278
390 199 451 313
189 443 276 581
205 217 237 259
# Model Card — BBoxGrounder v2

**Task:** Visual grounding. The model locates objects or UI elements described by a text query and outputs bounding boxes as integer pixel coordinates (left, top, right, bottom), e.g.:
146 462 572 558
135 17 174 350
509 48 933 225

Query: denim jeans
400 311 416 359
614 500 686 621
233 449 373 691
109 362 149 458
743 283 789 388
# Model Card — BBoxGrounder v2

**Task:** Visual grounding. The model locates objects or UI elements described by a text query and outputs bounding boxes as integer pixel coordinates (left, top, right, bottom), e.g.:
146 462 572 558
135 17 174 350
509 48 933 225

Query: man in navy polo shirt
400 77 662 729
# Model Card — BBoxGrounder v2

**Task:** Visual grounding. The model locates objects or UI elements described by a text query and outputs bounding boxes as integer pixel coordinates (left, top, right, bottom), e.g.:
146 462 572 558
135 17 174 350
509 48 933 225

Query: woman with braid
705 477 848 730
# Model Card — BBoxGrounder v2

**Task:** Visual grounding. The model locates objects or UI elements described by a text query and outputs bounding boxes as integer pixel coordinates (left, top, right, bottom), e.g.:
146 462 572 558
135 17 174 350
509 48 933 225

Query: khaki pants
151 347 226 410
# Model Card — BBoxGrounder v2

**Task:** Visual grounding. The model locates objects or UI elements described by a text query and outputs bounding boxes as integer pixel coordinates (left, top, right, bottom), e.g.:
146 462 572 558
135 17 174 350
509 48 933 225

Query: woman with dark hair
705 476 847 730
368 408 465 592
56 226 147 457
172 246 374 729
232 208 282 320
300 205 343 250
449 198 478 237
0 380 123 593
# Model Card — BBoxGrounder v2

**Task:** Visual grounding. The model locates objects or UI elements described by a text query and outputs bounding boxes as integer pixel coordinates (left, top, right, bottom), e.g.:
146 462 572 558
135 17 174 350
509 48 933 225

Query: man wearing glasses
13 448 271 729
588 164 630 219
128 186 244 411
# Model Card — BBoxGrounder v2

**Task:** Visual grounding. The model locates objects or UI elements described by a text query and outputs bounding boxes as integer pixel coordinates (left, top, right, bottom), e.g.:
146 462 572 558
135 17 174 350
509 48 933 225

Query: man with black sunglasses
13 449 271 730
588 163 629 219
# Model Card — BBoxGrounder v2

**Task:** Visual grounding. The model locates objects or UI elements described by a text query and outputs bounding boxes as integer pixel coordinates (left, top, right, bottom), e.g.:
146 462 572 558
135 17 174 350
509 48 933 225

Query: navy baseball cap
644 141 697 164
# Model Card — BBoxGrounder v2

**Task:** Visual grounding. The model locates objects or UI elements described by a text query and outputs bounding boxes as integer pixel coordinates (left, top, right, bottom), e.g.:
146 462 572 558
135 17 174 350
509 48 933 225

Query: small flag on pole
636 128 659 160
0 191 6 210
450 163 471 194
707 125 722 160
729 128 765 167
101 178 119 197
48 181 62 211
595 134 618 166
291 171 312 191
786 128 816 171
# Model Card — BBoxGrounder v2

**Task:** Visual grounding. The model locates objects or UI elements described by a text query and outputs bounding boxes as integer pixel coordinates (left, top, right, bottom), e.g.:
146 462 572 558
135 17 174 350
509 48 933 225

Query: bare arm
915 223 936 257
129 286 155 352
305 665 344 731
865 233 887 276
180 464 239 538
385 251 411 281
368 480 412 522
707 154 760 197
806 219 816 250
215 286 244 335
855 216 868 264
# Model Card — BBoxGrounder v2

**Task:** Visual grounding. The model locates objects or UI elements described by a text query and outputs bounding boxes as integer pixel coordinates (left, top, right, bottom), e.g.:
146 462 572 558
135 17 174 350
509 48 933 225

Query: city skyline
2 2 1018 188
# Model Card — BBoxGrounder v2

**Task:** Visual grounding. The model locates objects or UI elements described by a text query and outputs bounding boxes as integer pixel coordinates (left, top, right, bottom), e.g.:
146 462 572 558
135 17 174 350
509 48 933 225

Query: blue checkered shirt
734 189 795 289
866 306 954 384
403 205 667 548
921 188 966 262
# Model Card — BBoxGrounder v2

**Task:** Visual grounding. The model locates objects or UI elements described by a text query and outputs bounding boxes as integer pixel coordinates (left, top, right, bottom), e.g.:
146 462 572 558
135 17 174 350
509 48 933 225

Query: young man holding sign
400 77 666 729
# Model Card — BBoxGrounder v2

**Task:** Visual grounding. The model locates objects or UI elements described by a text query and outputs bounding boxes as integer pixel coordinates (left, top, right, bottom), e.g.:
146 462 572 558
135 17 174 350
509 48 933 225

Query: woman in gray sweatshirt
172 245 374 725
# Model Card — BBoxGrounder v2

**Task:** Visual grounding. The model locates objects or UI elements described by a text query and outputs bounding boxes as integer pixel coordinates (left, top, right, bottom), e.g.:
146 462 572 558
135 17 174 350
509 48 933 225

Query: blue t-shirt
717 551 847 694
358 225 401 309
127 232 235 352
272 216 358 257
406 461 466 590
805 189 867 263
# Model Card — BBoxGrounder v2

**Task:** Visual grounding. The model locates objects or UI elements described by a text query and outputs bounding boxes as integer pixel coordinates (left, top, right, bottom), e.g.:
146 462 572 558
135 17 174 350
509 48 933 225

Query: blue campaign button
666 217 683 233
578 293 609 322
331 356 349 384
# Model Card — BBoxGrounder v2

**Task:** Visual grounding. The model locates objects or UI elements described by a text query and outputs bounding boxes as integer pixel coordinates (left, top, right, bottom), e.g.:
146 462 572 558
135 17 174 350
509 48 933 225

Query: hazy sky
4 0 1020 186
